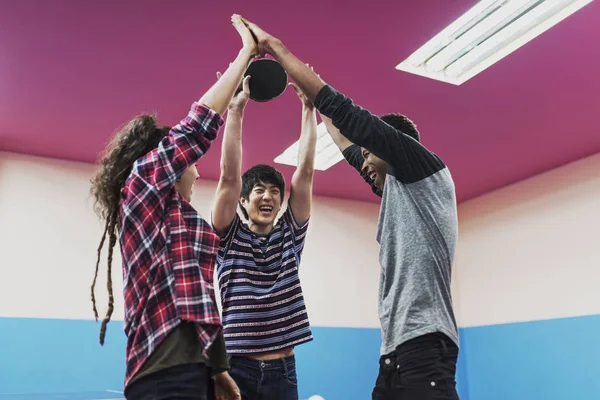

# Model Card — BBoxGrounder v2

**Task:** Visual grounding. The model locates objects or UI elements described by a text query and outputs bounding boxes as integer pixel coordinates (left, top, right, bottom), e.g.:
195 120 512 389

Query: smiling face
360 148 387 190
240 164 286 235
240 182 282 234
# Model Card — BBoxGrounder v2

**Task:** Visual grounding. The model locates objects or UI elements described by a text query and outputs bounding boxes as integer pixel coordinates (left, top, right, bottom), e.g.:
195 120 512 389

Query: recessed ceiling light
274 122 343 171
396 0 594 85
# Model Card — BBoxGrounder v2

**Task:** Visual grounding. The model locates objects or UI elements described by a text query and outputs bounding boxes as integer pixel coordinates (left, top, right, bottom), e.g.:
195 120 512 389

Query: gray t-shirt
315 85 459 355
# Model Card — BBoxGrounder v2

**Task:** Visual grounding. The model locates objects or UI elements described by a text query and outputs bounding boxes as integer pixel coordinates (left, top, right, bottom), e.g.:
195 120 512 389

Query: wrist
213 370 229 380
239 47 255 62
265 37 282 56
302 104 316 113
227 106 245 116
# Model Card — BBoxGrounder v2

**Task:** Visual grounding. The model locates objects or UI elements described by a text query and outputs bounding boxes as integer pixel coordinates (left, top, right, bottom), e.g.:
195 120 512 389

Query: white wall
454 152 600 328
4 149 597 336
0 151 382 329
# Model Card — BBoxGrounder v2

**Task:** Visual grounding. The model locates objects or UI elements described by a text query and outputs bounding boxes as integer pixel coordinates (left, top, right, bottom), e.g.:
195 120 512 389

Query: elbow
295 151 317 179
219 160 241 181
304 166 315 177
295 161 315 176
219 170 237 183
218 174 241 188
292 167 315 183
333 135 352 152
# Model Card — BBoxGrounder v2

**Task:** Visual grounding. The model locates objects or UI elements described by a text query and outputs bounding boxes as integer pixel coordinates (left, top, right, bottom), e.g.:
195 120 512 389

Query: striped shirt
216 207 313 354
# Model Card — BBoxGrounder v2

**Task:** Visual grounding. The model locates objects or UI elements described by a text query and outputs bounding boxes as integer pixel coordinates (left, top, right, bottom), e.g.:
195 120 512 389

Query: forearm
296 106 317 174
321 114 352 152
315 85 406 165
288 105 317 225
199 49 253 115
220 109 243 181
132 104 222 194
212 108 244 235
267 40 326 103
317 86 445 184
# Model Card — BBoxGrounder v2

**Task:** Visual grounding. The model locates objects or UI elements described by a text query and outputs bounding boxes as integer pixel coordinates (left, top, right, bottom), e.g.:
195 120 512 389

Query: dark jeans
125 363 212 400
372 333 460 400
229 355 299 400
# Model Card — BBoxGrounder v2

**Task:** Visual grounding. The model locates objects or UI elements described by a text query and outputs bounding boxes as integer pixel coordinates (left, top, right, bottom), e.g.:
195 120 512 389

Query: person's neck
248 220 273 235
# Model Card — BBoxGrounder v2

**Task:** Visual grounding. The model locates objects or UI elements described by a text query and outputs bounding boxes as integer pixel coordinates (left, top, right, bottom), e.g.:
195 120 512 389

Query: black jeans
125 363 212 400
229 355 299 400
372 333 460 400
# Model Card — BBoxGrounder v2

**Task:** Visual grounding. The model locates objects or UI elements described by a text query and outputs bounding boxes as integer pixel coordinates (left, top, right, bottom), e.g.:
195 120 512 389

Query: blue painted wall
0 319 468 399
459 314 600 400
0 318 126 395
16 314 600 399
7 315 599 399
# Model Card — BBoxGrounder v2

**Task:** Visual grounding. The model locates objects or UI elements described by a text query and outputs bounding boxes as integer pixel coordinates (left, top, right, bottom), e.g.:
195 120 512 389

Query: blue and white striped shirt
216 207 313 354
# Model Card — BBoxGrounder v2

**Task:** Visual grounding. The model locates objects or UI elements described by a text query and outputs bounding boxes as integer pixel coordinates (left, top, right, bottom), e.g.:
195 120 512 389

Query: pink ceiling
1 0 599 204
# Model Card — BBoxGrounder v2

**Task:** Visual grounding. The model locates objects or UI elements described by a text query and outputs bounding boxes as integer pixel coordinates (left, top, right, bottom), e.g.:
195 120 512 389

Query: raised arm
212 77 250 237
199 15 257 115
127 15 257 197
320 113 352 152
288 82 317 225
239 16 401 167
239 16 325 103
320 114 382 197
240 16 443 183
313 86 437 174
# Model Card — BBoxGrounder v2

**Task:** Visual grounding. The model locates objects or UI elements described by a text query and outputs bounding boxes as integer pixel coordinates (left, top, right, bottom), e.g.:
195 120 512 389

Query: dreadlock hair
90 114 170 345
380 113 420 142
239 164 286 220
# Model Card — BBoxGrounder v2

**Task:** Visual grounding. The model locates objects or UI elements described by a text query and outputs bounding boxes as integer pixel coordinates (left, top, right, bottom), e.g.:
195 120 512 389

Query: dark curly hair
381 113 420 142
89 114 170 345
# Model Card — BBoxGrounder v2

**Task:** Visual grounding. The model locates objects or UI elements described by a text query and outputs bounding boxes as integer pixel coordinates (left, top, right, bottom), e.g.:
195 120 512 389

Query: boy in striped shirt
240 15 461 400
212 78 317 400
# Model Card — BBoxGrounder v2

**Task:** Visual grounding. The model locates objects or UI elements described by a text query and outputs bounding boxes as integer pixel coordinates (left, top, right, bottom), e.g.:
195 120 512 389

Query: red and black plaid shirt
119 102 223 388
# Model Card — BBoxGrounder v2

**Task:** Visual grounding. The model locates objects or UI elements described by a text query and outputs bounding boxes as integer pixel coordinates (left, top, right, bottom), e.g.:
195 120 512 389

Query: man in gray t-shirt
318 96 460 400
239 15 460 400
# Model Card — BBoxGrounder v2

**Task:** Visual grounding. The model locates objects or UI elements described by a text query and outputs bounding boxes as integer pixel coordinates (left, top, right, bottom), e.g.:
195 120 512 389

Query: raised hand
237 15 277 57
289 82 313 109
229 75 251 113
289 64 317 109
233 15 326 102
231 14 257 57
217 71 251 113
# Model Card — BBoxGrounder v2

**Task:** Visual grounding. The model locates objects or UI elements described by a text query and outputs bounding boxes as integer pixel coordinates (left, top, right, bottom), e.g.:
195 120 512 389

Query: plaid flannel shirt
118 102 223 388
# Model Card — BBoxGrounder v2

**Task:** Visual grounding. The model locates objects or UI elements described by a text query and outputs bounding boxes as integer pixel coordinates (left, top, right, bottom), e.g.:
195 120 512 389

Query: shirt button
384 358 391 365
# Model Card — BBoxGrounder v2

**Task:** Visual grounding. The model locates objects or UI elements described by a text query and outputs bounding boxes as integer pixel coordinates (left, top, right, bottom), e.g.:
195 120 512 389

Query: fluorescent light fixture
396 0 594 85
274 122 343 171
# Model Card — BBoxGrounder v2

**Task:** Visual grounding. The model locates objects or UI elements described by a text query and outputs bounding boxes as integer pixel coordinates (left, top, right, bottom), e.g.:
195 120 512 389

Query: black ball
244 59 288 102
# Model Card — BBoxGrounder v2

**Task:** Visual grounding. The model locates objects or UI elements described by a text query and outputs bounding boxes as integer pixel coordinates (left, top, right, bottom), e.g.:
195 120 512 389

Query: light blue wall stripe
460 314 600 400
0 318 470 399
0 318 126 395
296 326 469 400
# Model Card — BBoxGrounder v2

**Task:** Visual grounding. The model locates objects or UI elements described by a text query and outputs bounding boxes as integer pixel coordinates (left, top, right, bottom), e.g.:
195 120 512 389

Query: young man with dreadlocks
238 16 461 400
211 68 317 398
89 15 256 400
